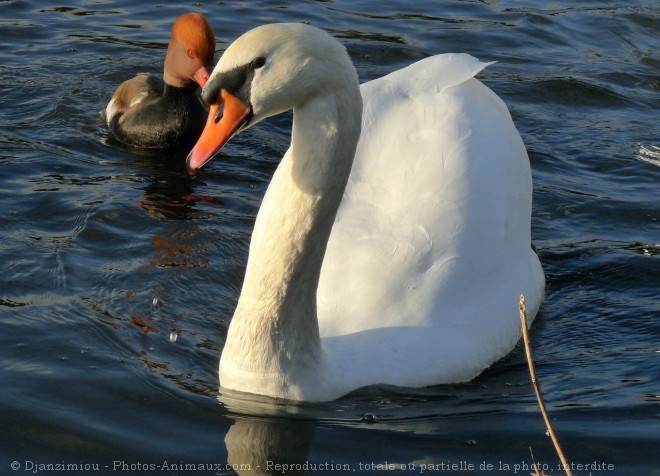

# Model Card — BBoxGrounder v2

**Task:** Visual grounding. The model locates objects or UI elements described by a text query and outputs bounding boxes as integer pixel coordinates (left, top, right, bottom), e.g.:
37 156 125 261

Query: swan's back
317 54 545 388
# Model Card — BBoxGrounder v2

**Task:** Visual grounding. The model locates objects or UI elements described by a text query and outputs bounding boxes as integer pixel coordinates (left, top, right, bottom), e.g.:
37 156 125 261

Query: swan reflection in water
220 391 315 476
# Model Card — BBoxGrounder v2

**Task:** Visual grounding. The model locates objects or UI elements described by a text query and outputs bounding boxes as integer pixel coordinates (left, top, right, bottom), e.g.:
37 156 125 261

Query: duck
186 23 546 401
106 13 215 149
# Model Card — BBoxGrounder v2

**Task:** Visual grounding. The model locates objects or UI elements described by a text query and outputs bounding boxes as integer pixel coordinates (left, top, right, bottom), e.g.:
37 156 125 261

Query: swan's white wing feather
316 54 544 389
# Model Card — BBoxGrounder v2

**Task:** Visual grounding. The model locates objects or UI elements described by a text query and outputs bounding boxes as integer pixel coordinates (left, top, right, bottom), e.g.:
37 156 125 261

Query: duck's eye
251 57 265 69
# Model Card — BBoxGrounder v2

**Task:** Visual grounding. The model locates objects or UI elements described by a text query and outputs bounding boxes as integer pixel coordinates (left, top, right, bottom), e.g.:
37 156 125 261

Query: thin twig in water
519 294 573 476
529 447 547 476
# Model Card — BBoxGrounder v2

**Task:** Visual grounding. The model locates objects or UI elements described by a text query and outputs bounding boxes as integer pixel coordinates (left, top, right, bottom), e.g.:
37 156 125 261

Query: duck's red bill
186 89 251 174
193 66 212 88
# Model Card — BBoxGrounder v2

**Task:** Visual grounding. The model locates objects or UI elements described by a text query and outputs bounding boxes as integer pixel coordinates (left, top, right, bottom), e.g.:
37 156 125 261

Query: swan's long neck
221 78 362 390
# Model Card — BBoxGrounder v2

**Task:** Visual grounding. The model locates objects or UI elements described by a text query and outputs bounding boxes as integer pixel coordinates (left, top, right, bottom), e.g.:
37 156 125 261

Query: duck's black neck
163 82 199 99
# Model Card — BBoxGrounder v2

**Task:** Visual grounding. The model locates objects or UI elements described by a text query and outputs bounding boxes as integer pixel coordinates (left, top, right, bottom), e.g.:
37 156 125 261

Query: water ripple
637 144 660 167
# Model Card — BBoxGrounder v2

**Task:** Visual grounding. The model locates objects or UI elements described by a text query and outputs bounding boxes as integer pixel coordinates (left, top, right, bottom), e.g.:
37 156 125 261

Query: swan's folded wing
318 54 544 356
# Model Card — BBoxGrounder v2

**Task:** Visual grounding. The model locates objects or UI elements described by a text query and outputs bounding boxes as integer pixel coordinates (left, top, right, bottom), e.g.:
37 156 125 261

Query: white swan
186 23 545 401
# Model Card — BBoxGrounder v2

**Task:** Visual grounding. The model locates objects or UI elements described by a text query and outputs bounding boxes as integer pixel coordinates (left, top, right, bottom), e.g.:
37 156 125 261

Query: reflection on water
226 417 314 476
637 144 660 168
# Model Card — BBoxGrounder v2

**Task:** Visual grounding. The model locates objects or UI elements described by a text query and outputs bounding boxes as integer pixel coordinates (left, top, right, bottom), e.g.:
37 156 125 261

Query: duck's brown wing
106 73 163 125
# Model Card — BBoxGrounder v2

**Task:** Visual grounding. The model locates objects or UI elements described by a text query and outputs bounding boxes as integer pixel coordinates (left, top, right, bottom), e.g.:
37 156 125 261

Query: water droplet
169 332 178 343
361 413 379 423
152 297 159 307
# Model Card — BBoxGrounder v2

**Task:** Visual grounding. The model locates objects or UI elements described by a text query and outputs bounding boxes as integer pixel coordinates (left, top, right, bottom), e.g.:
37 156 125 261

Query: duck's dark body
107 73 208 149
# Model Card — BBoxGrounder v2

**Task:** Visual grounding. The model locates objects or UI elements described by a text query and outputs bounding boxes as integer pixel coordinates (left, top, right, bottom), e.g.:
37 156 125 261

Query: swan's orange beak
186 89 251 174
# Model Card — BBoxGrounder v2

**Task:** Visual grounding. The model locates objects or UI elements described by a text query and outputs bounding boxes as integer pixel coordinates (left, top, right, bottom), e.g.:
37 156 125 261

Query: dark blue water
1 1 658 475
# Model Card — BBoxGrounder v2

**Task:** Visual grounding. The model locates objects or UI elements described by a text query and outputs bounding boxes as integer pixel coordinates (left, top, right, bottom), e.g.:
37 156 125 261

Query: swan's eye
214 108 223 124
251 57 266 69
213 91 224 124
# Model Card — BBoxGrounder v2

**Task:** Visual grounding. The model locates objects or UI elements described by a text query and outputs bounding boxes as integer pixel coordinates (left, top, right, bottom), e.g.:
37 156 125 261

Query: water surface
1 1 658 475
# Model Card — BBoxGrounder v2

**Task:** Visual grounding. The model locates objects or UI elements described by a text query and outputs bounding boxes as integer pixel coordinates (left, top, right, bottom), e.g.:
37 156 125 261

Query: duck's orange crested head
164 12 215 88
